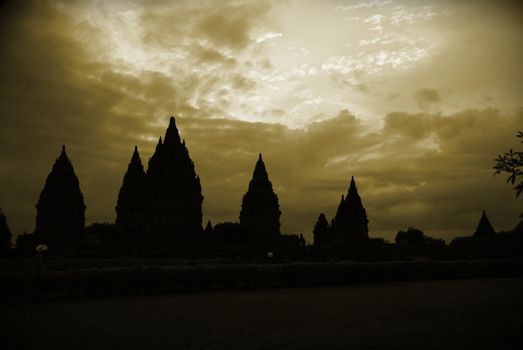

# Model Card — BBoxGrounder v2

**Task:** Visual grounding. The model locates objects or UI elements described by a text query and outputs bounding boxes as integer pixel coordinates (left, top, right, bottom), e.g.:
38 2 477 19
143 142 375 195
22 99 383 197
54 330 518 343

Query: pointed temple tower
313 213 329 246
204 220 213 235
146 117 203 238
115 146 148 235
473 210 496 237
240 154 281 236
34 146 86 244
331 176 369 241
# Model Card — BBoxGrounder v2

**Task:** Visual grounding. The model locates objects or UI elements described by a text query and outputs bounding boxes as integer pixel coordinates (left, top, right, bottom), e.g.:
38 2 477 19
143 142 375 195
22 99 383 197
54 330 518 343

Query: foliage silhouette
395 227 425 245
395 227 445 247
494 131 523 199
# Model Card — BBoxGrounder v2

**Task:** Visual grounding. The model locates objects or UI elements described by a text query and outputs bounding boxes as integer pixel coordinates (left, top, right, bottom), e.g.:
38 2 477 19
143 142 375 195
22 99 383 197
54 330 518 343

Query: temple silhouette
240 154 281 236
4 116 521 259
145 117 203 239
473 210 496 237
115 146 148 239
34 145 85 250
313 176 369 247
116 117 203 242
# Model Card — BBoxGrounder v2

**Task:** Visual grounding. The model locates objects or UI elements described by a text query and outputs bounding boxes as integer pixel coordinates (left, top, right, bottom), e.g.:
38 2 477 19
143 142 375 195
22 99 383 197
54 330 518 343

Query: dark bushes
2 260 523 302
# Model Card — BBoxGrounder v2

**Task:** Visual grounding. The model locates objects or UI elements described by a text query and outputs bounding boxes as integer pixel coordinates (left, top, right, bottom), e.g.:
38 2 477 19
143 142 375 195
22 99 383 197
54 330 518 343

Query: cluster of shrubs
3 259 523 302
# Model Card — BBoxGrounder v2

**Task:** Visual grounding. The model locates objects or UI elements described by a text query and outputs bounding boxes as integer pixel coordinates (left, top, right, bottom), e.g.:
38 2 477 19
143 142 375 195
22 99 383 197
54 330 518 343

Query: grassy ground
2 277 522 349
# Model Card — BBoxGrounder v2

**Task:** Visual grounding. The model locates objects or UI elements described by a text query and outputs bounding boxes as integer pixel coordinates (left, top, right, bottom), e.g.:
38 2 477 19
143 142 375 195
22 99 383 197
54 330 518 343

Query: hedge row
2 260 523 302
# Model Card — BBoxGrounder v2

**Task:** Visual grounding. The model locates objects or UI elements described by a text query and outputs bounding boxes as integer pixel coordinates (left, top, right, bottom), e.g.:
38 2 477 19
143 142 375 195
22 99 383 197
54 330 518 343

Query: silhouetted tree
34 145 85 248
395 227 425 245
16 231 35 252
313 213 329 246
84 222 117 238
213 222 252 241
146 117 203 238
280 233 306 247
239 154 281 236
473 210 496 237
494 131 523 198
115 146 148 237
0 208 12 255
331 176 369 241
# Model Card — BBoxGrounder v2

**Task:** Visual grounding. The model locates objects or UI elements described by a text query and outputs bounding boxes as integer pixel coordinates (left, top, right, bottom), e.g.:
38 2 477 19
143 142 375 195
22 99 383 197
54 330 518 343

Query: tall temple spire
347 176 359 198
473 210 496 237
240 154 281 235
252 153 269 182
163 116 181 145
146 116 203 238
131 146 142 166
56 144 70 166
35 145 86 246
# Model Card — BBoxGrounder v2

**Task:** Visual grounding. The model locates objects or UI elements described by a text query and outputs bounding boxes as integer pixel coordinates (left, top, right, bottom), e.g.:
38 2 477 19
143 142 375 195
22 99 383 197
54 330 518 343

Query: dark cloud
195 12 249 49
140 0 272 50
192 46 237 67
414 88 440 109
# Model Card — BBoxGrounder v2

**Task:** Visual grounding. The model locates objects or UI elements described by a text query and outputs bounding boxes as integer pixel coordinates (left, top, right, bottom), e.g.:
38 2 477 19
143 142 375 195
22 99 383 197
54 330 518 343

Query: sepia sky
1 0 522 242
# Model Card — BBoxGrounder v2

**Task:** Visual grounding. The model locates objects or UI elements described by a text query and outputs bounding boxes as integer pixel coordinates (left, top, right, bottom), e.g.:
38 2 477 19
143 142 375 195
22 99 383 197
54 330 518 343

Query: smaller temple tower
34 145 86 245
240 154 281 236
115 146 148 236
314 176 369 246
313 213 329 246
331 176 369 241
473 210 496 237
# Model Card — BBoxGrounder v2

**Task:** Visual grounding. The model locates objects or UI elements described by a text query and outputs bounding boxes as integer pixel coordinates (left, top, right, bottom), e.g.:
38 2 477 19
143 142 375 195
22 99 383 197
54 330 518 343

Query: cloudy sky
1 0 522 242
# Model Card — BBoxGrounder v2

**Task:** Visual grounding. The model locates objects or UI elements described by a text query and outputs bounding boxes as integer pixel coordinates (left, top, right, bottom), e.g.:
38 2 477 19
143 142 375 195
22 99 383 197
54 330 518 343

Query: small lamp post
35 244 48 274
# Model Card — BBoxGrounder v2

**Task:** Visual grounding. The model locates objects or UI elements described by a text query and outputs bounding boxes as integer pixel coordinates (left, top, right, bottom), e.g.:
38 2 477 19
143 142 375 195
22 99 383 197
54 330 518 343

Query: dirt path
3 278 522 349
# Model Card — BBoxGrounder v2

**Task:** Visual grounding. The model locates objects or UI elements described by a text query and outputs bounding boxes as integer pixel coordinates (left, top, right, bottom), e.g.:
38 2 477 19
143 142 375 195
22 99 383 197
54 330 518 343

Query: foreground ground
3 278 523 349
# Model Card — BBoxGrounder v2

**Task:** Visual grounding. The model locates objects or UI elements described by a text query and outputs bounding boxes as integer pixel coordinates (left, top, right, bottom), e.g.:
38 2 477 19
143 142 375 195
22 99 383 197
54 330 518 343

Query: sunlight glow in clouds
58 0 450 127
56 0 522 129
